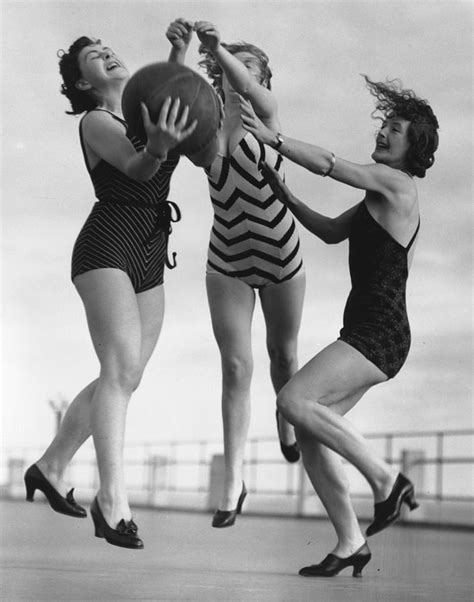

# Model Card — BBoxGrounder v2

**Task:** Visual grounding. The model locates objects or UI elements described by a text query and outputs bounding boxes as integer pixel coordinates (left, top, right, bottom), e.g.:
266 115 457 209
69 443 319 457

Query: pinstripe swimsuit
71 110 180 293
339 202 420 378
205 133 303 288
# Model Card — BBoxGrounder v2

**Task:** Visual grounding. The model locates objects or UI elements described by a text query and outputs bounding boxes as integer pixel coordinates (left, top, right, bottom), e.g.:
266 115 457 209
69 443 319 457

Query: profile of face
372 117 411 171
76 42 128 93
222 51 266 99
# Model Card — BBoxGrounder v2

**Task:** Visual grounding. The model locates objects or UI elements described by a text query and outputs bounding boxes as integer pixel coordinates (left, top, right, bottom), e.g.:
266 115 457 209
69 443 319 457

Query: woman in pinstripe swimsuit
167 20 306 526
24 36 200 549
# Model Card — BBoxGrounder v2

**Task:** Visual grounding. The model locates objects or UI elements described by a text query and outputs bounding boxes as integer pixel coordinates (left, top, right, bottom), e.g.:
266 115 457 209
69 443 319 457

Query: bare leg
259 272 305 445
36 380 97 493
296 386 370 556
277 340 398 502
35 279 164 506
206 273 255 510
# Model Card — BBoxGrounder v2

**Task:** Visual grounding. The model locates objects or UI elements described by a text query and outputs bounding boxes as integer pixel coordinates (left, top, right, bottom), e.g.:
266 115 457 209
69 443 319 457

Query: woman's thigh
259 272 306 349
282 340 387 411
136 284 165 367
206 273 256 358
74 268 142 369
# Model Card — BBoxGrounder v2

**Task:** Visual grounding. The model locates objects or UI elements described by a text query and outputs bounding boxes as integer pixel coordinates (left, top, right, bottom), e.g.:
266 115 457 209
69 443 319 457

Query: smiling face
76 42 128 92
371 116 411 171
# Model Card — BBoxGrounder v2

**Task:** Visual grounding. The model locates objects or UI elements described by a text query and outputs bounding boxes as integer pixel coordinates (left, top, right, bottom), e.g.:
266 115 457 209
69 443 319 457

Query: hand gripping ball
122 62 221 156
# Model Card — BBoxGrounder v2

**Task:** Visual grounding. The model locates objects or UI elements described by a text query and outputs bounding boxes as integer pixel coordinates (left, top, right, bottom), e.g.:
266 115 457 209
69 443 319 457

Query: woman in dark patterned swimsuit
241 77 439 576
24 36 202 549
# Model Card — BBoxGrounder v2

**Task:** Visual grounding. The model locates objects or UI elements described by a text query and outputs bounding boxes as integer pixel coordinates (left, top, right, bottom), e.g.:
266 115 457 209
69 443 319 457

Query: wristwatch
272 133 284 150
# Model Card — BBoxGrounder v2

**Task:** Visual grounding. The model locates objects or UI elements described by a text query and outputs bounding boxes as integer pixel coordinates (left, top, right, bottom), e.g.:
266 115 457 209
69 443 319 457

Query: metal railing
2 428 473 527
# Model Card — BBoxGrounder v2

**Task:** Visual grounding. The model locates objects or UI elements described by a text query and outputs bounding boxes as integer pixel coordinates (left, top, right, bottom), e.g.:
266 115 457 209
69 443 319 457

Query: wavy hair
58 36 99 115
364 76 439 178
198 42 272 100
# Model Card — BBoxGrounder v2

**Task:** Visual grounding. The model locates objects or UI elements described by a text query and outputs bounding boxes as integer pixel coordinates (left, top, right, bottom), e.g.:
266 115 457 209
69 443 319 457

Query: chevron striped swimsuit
205 133 303 288
71 110 180 293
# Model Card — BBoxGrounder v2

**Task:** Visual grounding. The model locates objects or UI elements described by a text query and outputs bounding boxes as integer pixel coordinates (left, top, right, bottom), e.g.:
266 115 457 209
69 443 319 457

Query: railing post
401 448 425 521
436 432 444 502
147 455 168 507
7 457 25 499
208 454 225 512
296 461 306 517
199 440 207 493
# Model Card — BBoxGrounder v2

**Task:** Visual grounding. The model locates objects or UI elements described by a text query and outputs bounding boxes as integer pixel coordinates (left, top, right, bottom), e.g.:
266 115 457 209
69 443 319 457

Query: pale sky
1 0 472 450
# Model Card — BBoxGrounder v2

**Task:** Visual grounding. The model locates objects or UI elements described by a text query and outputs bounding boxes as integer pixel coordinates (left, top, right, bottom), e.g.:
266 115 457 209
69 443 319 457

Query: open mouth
106 61 121 71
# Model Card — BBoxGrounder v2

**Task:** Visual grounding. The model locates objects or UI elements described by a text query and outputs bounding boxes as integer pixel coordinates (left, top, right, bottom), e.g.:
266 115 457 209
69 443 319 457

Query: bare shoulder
81 110 125 138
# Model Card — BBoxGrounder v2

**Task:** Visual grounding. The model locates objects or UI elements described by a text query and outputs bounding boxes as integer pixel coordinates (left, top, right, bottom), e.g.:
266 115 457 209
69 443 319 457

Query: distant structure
49 397 69 434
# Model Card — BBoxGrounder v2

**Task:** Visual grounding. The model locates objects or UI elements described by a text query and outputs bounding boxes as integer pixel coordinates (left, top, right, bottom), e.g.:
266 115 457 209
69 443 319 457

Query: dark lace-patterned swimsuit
339 202 420 379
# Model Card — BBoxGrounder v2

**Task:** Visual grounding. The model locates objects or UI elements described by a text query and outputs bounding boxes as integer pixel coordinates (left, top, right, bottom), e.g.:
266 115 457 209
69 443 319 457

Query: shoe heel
91 512 104 538
352 555 370 578
236 484 247 515
405 489 419 511
25 479 36 502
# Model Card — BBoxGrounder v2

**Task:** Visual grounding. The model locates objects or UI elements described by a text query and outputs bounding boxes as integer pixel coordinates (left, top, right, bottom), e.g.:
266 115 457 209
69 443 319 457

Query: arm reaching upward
166 18 194 63
194 21 277 121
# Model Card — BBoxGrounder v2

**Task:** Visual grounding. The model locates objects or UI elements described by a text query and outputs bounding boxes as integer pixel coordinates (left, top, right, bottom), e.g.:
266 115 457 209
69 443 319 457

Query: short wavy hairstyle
364 75 439 178
198 41 272 100
58 36 99 115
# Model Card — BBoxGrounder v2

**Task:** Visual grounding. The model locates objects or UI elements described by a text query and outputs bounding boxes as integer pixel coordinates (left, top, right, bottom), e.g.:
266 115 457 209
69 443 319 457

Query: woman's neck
95 81 126 117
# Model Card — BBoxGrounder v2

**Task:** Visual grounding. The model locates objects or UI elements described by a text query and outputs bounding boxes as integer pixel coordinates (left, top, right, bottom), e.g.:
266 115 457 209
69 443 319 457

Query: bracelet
272 133 284 150
143 146 167 162
321 152 336 177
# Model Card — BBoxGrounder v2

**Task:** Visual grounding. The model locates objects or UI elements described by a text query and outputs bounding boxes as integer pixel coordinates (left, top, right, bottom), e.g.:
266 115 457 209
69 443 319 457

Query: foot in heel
90 497 143 549
276 411 300 463
299 542 371 578
366 473 418 537
212 482 247 528
24 464 86 518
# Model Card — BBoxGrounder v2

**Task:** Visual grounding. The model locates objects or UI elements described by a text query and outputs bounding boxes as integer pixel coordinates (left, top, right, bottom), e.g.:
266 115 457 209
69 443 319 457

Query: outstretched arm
194 21 277 121
240 98 410 199
166 18 194 63
260 162 358 244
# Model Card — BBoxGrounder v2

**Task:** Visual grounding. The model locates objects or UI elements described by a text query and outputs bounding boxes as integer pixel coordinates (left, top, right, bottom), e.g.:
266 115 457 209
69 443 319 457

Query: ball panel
122 62 220 156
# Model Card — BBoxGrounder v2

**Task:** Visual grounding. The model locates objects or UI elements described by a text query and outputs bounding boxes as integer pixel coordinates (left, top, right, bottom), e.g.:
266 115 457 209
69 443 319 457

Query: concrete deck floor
1 500 472 601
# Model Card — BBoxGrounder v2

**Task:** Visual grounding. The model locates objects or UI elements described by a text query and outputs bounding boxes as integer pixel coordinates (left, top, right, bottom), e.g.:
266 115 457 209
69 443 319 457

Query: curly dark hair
58 36 99 115
198 41 272 100
363 75 439 178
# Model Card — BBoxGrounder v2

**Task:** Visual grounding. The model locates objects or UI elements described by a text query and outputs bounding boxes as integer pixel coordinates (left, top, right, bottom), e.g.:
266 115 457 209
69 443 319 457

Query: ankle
220 478 244 510
97 490 131 525
373 470 398 503
35 459 66 485
333 535 366 558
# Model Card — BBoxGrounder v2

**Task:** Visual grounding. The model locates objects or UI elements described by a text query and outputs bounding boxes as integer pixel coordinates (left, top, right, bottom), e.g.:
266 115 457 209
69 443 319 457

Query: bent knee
276 384 303 424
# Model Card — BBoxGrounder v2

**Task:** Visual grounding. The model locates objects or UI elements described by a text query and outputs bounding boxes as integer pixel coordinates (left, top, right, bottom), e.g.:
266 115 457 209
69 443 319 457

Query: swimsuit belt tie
151 200 181 269
99 198 182 270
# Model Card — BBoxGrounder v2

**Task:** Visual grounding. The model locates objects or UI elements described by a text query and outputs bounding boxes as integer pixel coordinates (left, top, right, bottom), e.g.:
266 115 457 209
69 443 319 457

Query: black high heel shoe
366 473 419 537
276 411 300 463
212 482 247 528
90 496 144 549
24 464 86 518
299 542 371 578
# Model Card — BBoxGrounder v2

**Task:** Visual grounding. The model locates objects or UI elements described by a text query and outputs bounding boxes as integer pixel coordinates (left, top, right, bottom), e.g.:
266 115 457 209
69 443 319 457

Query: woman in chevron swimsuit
241 77 438 576
24 36 199 549
167 19 305 526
